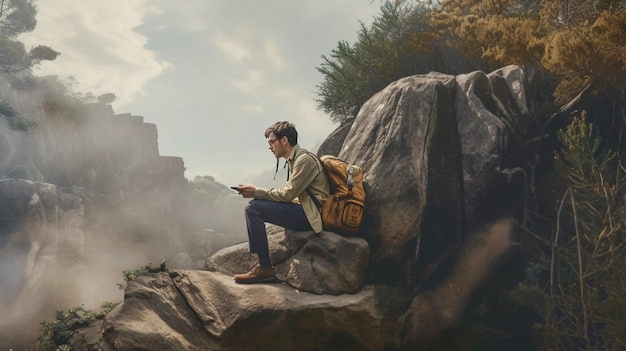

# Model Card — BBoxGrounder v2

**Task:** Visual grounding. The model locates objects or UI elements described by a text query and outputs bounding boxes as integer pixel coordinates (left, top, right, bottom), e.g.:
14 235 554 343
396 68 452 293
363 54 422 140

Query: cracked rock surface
205 225 370 295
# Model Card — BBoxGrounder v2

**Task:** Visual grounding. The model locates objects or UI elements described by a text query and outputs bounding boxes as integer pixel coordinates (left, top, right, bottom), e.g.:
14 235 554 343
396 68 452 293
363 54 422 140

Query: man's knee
246 199 283 222
246 199 258 209
246 199 263 217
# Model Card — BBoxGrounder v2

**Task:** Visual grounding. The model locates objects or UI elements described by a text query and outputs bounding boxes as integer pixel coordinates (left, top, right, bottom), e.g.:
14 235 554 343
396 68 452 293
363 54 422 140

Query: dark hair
264 121 298 146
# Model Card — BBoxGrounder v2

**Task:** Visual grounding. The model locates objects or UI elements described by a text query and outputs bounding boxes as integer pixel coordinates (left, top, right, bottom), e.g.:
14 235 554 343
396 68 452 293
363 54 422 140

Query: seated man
234 121 329 284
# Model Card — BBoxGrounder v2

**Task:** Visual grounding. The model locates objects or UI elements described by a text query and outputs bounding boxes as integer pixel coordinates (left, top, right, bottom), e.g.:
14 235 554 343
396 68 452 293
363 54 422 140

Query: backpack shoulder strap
300 151 325 209
301 151 322 170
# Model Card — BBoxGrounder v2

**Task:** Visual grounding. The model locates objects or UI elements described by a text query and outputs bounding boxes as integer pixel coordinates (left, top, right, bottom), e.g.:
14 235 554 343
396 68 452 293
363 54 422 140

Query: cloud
263 39 286 69
20 0 170 105
213 34 251 63
230 69 263 93
17 0 381 184
168 0 213 32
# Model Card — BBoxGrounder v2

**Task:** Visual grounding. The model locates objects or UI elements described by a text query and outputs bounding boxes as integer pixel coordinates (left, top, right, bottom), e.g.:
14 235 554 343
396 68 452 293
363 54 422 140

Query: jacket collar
287 144 301 164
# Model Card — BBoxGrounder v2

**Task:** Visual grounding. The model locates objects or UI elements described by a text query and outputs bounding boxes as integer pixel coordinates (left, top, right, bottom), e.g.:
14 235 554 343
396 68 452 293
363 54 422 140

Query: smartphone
230 186 240 191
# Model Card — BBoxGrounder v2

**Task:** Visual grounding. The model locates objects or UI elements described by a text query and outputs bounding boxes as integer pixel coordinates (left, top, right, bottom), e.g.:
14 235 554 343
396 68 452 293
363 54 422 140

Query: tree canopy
316 1 440 124
431 0 626 109
0 0 59 75
0 0 59 131
316 0 626 125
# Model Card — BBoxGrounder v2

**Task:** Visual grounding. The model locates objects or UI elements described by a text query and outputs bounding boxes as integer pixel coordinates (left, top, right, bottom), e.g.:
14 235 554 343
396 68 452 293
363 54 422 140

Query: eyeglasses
267 138 278 146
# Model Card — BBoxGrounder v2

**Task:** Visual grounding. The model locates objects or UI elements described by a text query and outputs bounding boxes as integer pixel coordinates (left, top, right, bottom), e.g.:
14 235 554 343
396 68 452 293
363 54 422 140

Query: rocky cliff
0 77 190 349
67 65 539 350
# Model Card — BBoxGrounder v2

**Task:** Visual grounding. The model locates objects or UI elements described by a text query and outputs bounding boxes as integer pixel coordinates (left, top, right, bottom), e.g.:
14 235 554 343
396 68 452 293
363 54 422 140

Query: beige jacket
253 145 329 233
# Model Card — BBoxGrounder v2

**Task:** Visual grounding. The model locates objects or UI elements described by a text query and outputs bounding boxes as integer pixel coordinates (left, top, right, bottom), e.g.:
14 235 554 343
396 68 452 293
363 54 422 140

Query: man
234 121 330 284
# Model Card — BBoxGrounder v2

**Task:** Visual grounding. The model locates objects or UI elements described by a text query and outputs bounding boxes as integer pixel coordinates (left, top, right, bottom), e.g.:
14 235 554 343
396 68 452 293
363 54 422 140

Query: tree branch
542 81 595 132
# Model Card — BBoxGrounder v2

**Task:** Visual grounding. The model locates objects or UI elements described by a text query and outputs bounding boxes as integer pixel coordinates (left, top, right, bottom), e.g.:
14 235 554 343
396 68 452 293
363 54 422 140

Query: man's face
267 132 286 158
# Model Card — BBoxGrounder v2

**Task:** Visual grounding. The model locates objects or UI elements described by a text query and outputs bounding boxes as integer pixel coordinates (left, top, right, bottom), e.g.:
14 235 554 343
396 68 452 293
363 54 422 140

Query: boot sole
234 276 279 284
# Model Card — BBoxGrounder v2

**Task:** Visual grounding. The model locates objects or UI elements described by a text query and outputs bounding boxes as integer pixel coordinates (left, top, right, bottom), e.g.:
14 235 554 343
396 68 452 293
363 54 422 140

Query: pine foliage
518 112 626 350
542 10 626 104
430 0 545 70
0 0 59 75
315 1 437 124
0 99 36 131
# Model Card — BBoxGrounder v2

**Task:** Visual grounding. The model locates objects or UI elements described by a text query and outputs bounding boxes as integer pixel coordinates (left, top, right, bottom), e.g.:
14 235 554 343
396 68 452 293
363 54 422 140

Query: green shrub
34 266 149 351
117 267 148 290
37 307 95 351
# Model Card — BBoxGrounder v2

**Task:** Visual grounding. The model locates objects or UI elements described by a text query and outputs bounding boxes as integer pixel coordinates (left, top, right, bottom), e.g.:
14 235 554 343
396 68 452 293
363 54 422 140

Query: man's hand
238 184 256 198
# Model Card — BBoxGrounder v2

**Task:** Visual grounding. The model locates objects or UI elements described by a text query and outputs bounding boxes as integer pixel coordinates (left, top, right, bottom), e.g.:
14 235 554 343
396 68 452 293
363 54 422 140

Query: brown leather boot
234 265 277 284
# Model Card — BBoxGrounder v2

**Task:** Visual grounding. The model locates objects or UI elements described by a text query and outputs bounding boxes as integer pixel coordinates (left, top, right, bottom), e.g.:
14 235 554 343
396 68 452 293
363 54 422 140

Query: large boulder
400 216 520 349
316 122 352 157
206 225 370 295
454 67 534 224
324 65 534 283
337 70 463 284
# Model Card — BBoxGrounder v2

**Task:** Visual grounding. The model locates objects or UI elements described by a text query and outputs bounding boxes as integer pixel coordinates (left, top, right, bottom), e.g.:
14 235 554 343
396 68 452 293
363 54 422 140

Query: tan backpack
306 154 366 235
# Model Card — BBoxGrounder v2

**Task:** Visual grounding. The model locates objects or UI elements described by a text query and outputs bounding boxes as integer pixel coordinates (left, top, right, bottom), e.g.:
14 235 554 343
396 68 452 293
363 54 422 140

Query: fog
0 75 256 350
0 238 153 349
0 177 252 350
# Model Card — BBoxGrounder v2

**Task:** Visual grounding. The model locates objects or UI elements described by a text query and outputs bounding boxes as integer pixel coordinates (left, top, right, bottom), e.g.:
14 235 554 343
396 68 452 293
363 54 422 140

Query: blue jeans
245 199 312 268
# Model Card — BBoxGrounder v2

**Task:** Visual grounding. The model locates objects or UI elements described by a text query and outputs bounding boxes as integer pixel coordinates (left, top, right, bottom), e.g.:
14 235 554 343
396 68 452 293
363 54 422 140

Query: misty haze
0 73 260 349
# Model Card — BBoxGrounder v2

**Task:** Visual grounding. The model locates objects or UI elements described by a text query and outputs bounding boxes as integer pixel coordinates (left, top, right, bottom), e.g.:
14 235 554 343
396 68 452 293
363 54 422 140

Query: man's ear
280 136 288 145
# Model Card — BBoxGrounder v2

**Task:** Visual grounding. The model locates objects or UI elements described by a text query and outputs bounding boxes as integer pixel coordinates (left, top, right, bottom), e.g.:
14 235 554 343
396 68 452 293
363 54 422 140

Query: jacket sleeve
254 154 320 202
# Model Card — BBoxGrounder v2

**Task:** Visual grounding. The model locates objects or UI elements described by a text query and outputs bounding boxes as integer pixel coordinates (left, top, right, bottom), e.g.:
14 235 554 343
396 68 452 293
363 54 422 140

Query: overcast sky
19 1 381 187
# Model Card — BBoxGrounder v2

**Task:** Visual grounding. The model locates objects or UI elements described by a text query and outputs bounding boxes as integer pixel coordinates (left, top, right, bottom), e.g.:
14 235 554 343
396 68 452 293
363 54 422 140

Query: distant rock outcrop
72 65 537 349
0 179 84 301
0 78 188 348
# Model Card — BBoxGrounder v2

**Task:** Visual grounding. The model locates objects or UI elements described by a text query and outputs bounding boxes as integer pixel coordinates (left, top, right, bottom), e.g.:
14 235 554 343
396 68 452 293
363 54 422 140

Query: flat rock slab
95 270 403 351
